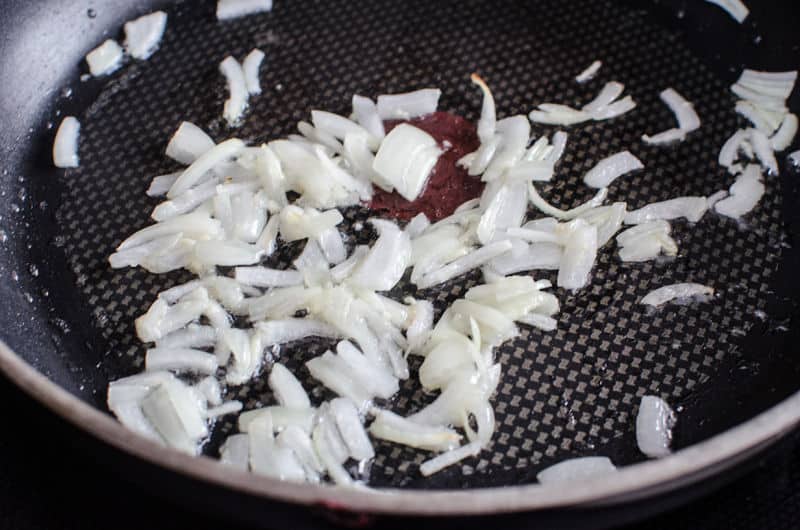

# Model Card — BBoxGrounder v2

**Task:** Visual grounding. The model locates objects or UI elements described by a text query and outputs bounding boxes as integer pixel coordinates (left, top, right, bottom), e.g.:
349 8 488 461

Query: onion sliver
537 457 616 484
217 0 273 20
53 117 81 168
583 151 644 188
636 395 676 458
640 283 714 307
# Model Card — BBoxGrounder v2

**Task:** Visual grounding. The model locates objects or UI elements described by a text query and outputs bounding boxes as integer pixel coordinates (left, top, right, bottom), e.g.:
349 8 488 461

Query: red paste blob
367 111 484 222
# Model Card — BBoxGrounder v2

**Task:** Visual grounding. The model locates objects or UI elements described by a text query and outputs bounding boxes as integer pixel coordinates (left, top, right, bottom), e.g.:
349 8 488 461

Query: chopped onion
582 81 625 115
376 88 441 120
242 48 265 95
641 283 714 307
53 116 80 168
206 401 244 418
714 164 765 219
575 60 602 84
616 221 677 262
477 180 528 244
145 347 219 375
471 73 497 145
349 219 412 292
220 56 249 126
369 409 461 452
195 375 223 406
417 241 513 289
86 39 124 76
352 95 385 140
578 202 626 247
770 113 798 151
140 378 208 454
165 122 216 165
239 406 315 434
624 196 708 224
489 241 563 275
536 457 616 484
147 172 181 197
330 398 374 460
157 324 217 350
235 266 303 287
256 318 340 346
556 219 598 291
483 116 531 181
420 441 482 476
636 395 677 458
517 313 558 331
529 104 590 126
124 11 167 60
643 88 701 144
168 139 245 198
529 182 608 220
372 123 442 201
152 178 219 221
583 151 644 188
269 363 311 410
217 0 273 20
704 0 749 23
220 434 250 470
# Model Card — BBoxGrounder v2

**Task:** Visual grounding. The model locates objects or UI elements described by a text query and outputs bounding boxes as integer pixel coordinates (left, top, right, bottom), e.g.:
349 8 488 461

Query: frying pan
1 0 800 527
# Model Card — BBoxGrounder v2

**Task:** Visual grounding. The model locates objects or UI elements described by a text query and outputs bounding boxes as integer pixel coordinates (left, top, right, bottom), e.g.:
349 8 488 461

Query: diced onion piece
124 11 167 60
557 219 598 291
718 129 750 169
217 0 273 20
349 219 412 292
235 266 302 288
477 180 528 244
714 164 765 219
369 409 461 452
306 351 373 409
220 434 250 470
471 73 496 144
643 128 687 145
206 401 244 418
239 406 315 433
489 241 563 275
168 139 245 198
53 116 81 168
771 113 798 152
194 240 262 266
157 324 216 350
242 48 265 95
405 213 431 239
582 81 625 115
86 39 124 76
636 395 677 458
372 124 442 202
107 372 175 441
276 425 323 482
195 375 223 406
575 60 602 83
152 178 219 221
420 441 483 476
220 56 249 126
529 105 590 126
483 115 531 181
536 457 617 484
269 363 311 410
256 318 340 346
145 347 219 375
641 283 714 307
330 398 374 461
352 95 385 140
662 88 701 132
704 0 749 23
279 205 343 242
312 110 379 150
578 202 626 247
312 422 353 486
417 240 513 290
591 96 637 120
165 122 215 165
529 182 608 220
517 313 558 331
147 172 181 197
583 151 644 188
624 196 708 224
140 379 208 454
376 88 441 120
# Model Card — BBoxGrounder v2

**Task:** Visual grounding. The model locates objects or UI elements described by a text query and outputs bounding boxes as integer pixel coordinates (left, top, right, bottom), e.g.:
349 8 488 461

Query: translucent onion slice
352 95 385 140
536 457 617 484
583 151 644 188
242 48 265 95
420 441 483 476
145 347 219 375
86 39 124 76
219 56 249 126
624 196 708 224
575 60 602 84
53 117 81 168
124 11 167 60
376 88 441 120
714 164 765 219
556 219 598 291
217 0 273 20
372 124 442 202
369 409 462 452
640 283 714 307
636 395 677 458
268 363 311 410
165 122 216 165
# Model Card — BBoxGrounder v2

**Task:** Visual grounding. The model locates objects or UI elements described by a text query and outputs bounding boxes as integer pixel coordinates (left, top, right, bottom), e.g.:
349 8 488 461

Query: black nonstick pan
1 0 800 528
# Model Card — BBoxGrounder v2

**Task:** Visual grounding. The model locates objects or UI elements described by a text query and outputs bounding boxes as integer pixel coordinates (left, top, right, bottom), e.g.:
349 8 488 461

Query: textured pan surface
38 0 795 489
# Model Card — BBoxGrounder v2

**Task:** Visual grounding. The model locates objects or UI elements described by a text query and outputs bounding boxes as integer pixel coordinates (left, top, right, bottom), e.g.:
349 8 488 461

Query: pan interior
2 0 800 490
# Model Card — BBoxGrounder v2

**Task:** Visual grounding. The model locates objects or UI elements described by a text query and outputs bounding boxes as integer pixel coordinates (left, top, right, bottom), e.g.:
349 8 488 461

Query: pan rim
2 338 799 515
